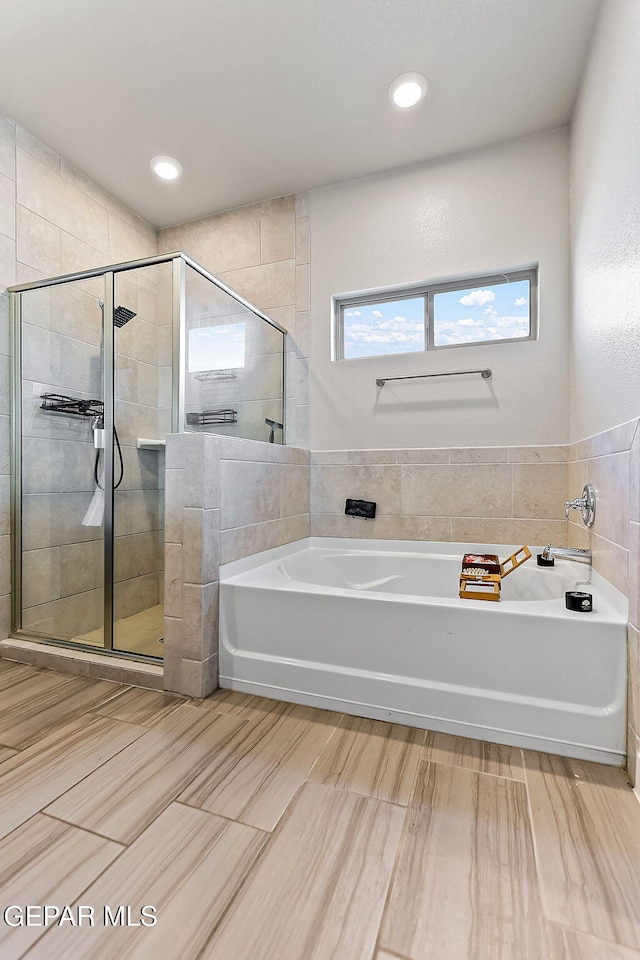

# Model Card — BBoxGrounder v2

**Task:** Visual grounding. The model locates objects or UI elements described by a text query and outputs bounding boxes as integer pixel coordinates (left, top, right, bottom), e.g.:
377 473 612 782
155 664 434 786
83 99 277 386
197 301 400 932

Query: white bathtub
219 538 628 764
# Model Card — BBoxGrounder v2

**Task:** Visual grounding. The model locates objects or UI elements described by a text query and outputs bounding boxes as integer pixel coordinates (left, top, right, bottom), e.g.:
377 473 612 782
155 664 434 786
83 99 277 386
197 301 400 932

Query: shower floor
78 604 164 659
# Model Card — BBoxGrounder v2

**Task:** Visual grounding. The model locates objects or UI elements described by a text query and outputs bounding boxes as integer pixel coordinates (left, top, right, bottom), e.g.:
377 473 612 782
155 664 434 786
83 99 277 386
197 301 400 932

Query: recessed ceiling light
388 73 428 109
150 156 183 180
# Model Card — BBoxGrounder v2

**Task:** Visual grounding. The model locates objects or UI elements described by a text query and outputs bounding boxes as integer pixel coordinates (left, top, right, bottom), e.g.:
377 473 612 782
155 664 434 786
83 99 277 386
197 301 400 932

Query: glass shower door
111 262 170 658
18 277 107 646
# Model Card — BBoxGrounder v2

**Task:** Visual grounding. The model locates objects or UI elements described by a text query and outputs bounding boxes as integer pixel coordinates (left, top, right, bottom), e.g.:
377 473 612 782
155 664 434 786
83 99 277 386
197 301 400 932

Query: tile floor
78 604 164 658
0 657 639 959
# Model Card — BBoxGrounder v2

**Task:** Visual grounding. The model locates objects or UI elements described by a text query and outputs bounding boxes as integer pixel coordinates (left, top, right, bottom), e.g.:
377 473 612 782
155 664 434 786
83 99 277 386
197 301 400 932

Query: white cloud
459 288 496 307
371 310 384 318
344 309 362 318
514 297 527 307
457 317 483 327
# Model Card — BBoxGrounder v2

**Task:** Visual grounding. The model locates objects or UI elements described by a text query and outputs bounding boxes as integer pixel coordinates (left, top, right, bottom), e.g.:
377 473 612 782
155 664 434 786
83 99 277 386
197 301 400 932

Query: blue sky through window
343 297 425 359
434 279 530 346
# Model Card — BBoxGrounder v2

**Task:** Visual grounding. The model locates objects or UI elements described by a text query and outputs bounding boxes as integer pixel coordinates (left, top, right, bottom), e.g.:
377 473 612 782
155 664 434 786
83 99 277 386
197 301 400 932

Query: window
335 268 537 360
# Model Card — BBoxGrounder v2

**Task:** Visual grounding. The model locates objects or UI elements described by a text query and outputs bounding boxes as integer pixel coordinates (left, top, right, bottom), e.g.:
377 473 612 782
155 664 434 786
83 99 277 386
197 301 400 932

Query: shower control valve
564 484 596 527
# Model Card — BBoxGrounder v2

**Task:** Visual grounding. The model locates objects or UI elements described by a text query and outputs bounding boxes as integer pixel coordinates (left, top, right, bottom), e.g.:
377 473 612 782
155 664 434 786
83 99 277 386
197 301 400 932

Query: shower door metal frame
8 251 288 659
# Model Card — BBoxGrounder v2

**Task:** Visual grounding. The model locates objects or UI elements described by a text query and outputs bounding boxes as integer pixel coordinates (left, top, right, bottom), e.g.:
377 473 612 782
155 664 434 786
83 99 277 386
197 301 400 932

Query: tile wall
310 445 569 549
158 193 310 447
163 433 309 697
0 111 158 641
565 419 640 782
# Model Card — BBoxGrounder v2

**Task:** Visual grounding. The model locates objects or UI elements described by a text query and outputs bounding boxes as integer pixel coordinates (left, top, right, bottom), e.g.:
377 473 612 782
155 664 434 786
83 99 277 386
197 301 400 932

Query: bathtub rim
220 536 628 622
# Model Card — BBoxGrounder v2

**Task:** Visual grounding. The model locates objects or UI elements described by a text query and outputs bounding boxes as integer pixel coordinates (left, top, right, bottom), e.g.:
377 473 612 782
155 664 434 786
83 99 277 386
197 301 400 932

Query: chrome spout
542 544 592 564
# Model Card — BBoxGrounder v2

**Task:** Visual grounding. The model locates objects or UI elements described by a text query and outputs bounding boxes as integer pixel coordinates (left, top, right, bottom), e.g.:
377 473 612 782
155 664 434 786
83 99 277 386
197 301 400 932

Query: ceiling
0 0 601 228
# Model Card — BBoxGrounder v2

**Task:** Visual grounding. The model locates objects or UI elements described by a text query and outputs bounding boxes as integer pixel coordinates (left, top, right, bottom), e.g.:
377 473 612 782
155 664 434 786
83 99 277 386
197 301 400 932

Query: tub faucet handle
564 484 596 527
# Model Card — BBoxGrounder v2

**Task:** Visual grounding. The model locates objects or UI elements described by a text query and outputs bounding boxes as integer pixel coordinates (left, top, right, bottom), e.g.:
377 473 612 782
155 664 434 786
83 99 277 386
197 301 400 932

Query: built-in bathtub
219 538 628 765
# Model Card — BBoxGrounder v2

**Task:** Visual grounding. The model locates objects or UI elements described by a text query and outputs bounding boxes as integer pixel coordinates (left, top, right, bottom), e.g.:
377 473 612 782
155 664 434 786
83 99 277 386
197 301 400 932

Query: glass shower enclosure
9 252 286 660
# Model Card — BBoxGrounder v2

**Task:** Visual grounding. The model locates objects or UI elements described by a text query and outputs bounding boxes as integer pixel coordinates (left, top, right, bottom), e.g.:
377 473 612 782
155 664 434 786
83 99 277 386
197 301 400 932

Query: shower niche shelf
136 438 166 451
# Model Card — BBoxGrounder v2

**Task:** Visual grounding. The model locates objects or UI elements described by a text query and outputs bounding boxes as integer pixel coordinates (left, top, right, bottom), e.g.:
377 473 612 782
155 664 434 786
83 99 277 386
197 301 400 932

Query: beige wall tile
159 207 261 274
451 517 568 547
164 544 183 618
0 477 9 537
508 445 568 462
0 173 15 240
16 127 60 172
114 531 162 583
220 514 309 564
180 582 219 661
590 451 630 549
630 425 640 523
590 419 639 458
450 447 507 463
395 448 451 464
590 531 629 596
512 462 568 520
628 624 640 742
21 547 60 607
219 259 295 311
17 149 109 252
310 513 451 541
0 233 15 290
295 216 310 264
0 115 16 180
401 463 511 518
629 522 640 630
312 464 401 516
347 450 397 464
114 573 160 621
108 212 156 262
261 208 295 263
294 309 310 357
280 463 310 518
295 262 310 312
60 540 103 597
221 459 281 528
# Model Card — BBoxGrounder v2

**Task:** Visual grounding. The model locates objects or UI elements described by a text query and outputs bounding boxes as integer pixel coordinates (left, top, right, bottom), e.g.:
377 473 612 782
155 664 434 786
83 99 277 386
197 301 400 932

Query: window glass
342 297 425 359
433 278 530 346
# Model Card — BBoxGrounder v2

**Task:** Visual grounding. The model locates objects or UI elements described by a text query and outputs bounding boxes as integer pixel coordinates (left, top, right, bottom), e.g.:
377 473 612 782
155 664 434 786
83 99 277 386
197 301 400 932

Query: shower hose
94 428 124 490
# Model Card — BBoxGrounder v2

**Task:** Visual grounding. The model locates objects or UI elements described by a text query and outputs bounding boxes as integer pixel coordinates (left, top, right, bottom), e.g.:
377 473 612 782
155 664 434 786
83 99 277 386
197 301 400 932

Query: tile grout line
548 918 640 955
40 809 128 848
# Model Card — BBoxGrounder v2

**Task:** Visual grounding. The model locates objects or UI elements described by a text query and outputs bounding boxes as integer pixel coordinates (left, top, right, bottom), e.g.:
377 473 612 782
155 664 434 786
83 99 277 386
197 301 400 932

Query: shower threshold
78 604 165 659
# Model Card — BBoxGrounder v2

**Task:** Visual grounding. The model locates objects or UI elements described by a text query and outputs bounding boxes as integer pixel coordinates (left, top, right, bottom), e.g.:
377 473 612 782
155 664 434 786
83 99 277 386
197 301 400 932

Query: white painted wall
570 0 640 441
309 129 570 450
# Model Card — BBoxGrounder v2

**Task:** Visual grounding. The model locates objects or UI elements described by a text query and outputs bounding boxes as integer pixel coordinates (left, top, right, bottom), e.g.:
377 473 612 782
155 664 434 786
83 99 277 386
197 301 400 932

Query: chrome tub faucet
542 544 592 564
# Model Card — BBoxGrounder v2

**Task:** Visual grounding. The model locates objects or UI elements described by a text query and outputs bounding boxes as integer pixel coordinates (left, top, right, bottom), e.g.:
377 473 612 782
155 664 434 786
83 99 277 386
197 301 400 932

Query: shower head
113 305 137 328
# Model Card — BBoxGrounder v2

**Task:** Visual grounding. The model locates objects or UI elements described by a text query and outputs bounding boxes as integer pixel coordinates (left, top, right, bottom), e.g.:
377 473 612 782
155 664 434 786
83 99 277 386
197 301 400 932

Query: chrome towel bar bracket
376 368 492 387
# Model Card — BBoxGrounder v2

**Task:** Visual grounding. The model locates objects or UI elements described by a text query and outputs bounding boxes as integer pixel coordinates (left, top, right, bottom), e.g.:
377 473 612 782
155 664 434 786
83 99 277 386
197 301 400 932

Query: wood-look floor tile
0 813 123 960
376 952 411 960
45 705 247 844
0 745 18 763
547 923 640 959
178 701 342 831
201 781 405 960
380 761 546 960
24 803 267 960
525 751 640 950
422 730 525 780
309 715 426 804
198 687 293 720
0 675 123 749
0 715 145 840
92 686 185 726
